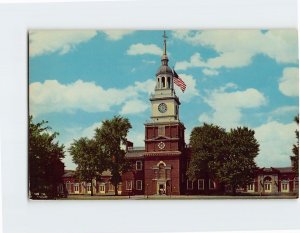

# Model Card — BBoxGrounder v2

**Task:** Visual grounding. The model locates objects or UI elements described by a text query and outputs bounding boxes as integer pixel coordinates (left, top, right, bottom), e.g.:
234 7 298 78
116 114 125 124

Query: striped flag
173 69 186 92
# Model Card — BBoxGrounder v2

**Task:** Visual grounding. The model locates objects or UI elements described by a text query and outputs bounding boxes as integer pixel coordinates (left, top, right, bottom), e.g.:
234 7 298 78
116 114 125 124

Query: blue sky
29 30 299 170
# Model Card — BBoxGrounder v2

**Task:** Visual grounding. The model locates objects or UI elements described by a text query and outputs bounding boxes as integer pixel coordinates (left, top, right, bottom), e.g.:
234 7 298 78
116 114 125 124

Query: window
118 183 122 191
126 181 133 190
136 161 143 170
209 179 215 189
263 176 272 192
187 180 193 190
158 126 165 136
247 183 254 191
136 180 143 190
57 184 63 193
264 183 271 191
74 183 79 192
162 77 165 88
158 163 166 179
281 181 289 192
294 178 299 191
198 179 204 190
282 183 288 190
109 183 114 191
66 181 71 192
99 185 105 192
87 183 91 192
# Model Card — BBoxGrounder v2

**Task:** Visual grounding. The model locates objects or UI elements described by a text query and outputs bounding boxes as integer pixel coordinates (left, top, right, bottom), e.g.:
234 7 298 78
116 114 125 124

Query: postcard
28 29 299 200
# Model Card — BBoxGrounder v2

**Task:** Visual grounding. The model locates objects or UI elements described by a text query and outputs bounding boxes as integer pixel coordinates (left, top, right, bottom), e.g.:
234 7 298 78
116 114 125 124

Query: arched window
158 163 166 179
157 78 160 89
162 77 165 88
263 176 272 192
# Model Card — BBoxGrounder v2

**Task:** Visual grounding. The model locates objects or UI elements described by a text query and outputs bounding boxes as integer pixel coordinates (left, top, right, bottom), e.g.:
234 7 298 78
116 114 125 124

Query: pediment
154 136 169 140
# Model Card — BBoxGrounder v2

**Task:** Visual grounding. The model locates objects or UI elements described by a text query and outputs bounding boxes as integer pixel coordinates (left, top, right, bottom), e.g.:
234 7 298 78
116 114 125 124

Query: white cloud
82 122 103 138
134 79 156 95
29 79 155 116
127 130 145 147
254 121 297 167
202 68 219 76
175 53 204 70
198 85 267 129
142 59 156 64
102 30 134 40
120 99 148 115
271 106 299 116
127 43 163 56
29 30 98 57
174 73 199 102
173 30 298 70
278 67 299 97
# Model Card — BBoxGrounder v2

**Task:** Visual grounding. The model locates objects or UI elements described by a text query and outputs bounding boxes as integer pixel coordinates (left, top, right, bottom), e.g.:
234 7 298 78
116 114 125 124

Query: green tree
291 115 299 173
187 124 227 192
95 116 132 195
29 116 65 198
69 137 107 196
217 127 259 194
187 124 259 195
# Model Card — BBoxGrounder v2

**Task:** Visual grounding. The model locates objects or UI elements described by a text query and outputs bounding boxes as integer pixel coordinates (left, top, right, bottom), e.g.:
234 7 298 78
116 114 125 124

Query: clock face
158 141 165 150
158 103 167 113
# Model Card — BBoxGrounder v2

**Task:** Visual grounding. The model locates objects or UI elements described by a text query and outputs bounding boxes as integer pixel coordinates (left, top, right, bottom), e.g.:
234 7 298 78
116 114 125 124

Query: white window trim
87 183 91 192
281 182 289 192
209 179 215 190
136 180 143 190
264 182 272 192
247 183 255 192
198 179 204 190
187 179 193 190
74 183 79 193
99 184 105 193
126 181 133 190
136 161 143 171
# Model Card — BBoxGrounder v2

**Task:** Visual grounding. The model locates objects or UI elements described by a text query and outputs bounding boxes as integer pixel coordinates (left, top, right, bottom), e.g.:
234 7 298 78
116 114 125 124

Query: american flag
173 69 186 92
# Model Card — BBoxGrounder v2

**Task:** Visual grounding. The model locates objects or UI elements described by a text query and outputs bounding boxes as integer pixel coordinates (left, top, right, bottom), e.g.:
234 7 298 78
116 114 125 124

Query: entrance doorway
157 182 166 195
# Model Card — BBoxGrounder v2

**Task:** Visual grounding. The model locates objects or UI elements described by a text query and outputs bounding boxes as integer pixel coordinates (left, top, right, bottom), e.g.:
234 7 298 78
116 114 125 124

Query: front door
157 181 166 195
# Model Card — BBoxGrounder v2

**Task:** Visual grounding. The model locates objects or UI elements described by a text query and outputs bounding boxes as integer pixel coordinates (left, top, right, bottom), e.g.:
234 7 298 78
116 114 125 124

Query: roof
63 169 112 178
274 167 294 173
125 148 145 158
259 167 294 173
63 170 75 178
156 65 173 76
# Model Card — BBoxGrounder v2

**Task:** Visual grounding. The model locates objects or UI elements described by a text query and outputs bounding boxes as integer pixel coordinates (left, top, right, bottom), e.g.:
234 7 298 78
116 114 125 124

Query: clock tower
144 31 186 195
150 31 180 123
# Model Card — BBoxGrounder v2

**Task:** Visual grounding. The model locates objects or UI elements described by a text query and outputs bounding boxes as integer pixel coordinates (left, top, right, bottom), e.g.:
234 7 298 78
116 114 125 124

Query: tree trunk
232 185 236 196
91 179 94 196
205 173 209 195
114 182 118 196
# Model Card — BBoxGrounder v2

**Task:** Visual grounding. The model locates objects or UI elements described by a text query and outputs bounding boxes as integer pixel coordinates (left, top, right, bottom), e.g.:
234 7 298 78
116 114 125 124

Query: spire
156 30 173 76
161 30 169 66
163 30 167 55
